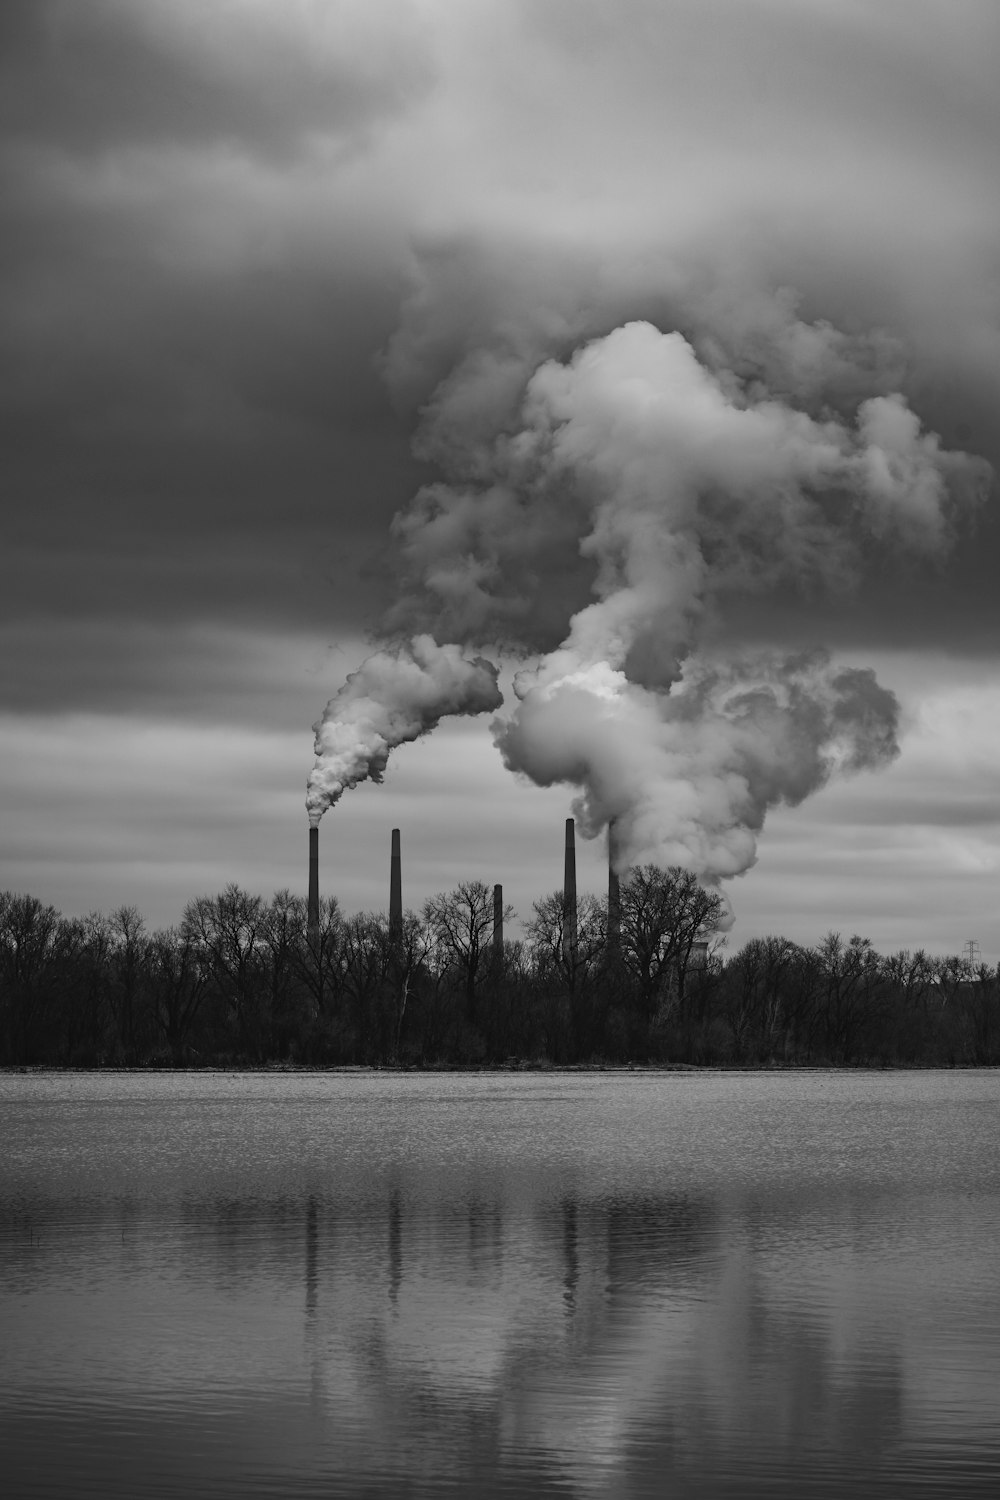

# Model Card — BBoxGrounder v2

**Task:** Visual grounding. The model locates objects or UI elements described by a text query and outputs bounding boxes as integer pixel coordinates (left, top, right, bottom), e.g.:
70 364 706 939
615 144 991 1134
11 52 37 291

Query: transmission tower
963 939 981 968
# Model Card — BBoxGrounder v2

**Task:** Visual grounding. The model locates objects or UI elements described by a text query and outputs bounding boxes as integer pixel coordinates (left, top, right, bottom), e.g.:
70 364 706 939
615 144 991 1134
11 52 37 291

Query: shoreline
2 1060 990 1075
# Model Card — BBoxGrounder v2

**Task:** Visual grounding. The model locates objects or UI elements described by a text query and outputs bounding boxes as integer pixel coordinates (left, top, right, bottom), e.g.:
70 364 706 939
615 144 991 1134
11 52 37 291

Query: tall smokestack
562 817 578 965
607 820 621 958
308 826 319 932
389 827 402 938
493 883 504 961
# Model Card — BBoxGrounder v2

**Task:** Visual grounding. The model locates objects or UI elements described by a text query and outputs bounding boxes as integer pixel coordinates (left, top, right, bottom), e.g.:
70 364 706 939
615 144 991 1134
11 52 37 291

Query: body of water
2 1069 999 1497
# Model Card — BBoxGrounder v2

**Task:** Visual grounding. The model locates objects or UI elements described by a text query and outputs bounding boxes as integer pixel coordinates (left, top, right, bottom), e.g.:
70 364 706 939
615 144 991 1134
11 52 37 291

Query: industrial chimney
389 827 403 938
562 817 578 966
493 882 504 962
308 826 319 933
607 820 621 957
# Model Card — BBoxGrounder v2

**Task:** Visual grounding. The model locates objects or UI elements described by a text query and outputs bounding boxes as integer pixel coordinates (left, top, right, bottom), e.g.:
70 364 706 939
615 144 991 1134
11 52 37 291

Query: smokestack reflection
388 1188 402 1306
305 1194 318 1322
562 1198 579 1317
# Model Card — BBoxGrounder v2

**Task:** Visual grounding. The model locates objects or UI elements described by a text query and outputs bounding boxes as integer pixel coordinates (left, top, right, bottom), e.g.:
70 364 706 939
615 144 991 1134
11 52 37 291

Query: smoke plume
496 650 899 879
378 307 990 883
306 634 502 825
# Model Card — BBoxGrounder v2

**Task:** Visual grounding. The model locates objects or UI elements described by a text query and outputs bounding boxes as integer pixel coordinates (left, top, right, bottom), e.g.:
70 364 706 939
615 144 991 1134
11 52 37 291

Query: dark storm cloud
383 236 1000 658
0 0 434 160
0 2 437 703
0 617 344 723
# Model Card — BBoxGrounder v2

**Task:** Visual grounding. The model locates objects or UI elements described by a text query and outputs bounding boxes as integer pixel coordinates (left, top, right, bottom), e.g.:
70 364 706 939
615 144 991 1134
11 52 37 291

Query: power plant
305 815 702 970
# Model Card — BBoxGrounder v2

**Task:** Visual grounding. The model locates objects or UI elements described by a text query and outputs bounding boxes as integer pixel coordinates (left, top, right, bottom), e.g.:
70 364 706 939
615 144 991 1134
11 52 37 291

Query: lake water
2 1070 999 1498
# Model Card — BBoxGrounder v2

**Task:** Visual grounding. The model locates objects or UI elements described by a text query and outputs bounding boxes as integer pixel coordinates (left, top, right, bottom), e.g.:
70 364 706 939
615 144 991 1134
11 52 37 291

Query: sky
2 0 999 956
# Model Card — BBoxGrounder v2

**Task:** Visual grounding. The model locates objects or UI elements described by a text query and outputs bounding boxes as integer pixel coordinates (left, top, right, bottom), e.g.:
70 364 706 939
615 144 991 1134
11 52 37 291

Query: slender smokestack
308 826 319 932
607 820 621 957
562 817 578 965
389 827 402 938
493 883 504 960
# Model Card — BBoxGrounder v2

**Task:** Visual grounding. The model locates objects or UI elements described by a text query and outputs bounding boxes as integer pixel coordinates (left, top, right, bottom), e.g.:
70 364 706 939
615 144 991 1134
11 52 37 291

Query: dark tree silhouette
182 884 269 1060
106 905 150 1064
287 894 345 1032
618 866 723 1021
424 881 513 1026
815 933 885 1062
528 891 608 1060
0 891 63 1063
2 875 995 1070
723 935 801 1061
148 926 208 1065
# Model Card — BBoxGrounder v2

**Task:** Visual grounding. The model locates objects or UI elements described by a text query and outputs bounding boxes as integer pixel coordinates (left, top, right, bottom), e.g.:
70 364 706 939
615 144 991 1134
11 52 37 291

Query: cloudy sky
2 0 999 955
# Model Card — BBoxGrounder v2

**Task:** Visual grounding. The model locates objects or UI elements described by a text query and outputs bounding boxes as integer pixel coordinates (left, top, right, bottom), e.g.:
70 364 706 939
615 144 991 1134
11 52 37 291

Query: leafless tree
287 893 344 1022
105 905 150 1063
527 891 607 1059
814 932 886 1061
724 935 801 1060
618 866 723 1020
0 891 63 1063
423 881 513 1024
148 926 208 1065
182 884 269 1058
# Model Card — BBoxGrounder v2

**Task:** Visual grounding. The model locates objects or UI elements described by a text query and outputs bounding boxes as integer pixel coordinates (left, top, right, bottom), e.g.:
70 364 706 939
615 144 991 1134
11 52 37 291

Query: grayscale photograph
2 2 999 1496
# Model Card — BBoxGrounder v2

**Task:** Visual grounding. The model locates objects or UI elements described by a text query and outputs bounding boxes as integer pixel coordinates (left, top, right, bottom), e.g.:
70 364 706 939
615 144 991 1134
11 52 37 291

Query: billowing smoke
306 634 502 825
392 322 985 662
496 649 899 879
378 308 990 884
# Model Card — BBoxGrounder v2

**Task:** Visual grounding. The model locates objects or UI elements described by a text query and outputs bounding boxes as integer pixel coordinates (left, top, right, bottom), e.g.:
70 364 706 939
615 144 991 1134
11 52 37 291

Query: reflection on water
2 1071 1000 1497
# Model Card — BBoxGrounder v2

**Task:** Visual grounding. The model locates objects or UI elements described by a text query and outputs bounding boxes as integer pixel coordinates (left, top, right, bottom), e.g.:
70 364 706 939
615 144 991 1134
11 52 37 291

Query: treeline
1 871 998 1068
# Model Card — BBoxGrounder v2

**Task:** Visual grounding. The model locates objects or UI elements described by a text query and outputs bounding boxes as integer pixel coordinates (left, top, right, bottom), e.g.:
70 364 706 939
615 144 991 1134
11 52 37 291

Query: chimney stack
607 820 621 957
493 882 504 960
308 826 320 932
562 817 578 965
389 827 403 938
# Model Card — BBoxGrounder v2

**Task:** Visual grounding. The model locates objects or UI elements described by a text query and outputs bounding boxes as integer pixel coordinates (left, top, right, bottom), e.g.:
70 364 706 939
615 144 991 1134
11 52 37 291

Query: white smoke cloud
306 634 502 825
382 306 991 884
495 650 899 882
395 322 987 663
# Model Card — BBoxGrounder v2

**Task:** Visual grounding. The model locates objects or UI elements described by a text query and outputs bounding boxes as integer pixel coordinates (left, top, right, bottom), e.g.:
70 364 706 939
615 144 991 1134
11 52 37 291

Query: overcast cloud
2 0 998 951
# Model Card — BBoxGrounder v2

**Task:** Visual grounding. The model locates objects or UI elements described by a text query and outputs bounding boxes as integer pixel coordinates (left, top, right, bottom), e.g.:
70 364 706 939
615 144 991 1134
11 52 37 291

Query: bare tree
814 932 885 1061
962 962 1000 1064
148 926 208 1065
388 912 434 1063
287 893 344 1024
618 866 723 1020
182 885 268 1059
423 881 513 1025
527 891 607 1059
340 911 429 1062
60 912 114 1064
0 891 63 1063
883 949 937 1013
723 935 801 1060
106 905 150 1063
